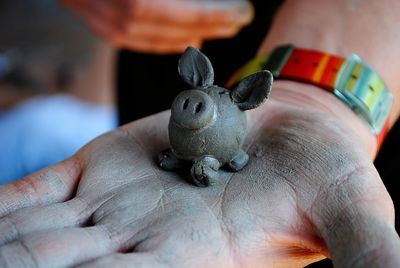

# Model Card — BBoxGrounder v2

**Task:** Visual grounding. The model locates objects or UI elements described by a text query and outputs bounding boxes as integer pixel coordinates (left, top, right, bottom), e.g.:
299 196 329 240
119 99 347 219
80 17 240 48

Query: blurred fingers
74 3 237 53
0 157 81 218
118 36 202 54
127 21 243 40
61 0 251 53
62 0 254 27
82 13 204 53
129 0 254 27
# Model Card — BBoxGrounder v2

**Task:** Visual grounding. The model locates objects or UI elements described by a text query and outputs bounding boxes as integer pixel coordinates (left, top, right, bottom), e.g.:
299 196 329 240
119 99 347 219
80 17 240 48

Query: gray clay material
158 47 273 187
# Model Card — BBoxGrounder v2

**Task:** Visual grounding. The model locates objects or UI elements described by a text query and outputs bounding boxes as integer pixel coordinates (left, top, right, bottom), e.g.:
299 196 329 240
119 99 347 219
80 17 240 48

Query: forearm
257 0 400 158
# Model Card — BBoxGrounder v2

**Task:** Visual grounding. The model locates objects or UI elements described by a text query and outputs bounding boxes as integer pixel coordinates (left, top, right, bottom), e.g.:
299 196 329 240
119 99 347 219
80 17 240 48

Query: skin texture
60 0 254 54
160 47 272 186
0 81 399 267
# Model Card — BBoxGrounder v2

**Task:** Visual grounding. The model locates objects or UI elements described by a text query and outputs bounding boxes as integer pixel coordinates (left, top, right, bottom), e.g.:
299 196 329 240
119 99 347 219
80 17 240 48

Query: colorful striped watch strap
230 44 393 140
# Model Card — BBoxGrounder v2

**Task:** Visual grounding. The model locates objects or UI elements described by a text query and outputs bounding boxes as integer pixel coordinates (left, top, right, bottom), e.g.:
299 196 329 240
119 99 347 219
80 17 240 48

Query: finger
118 36 202 54
0 226 116 268
127 21 243 40
321 204 400 267
87 0 121 27
85 13 203 53
80 2 205 53
85 13 204 53
0 197 90 245
0 156 81 218
128 0 254 27
311 167 400 267
77 252 166 268
61 0 241 51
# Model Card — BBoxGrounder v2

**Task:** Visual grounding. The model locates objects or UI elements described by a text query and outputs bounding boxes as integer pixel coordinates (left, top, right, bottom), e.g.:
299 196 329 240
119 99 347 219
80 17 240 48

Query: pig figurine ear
231 70 273 110
178 47 214 88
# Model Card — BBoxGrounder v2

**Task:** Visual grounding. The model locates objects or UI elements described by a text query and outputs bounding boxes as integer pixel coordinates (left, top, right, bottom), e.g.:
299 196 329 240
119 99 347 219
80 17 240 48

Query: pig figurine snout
158 47 273 187
171 90 216 130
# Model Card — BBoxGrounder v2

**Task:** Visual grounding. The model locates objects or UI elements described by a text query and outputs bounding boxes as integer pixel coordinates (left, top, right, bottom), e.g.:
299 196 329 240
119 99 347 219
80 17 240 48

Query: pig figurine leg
158 149 185 171
227 149 249 172
190 156 221 187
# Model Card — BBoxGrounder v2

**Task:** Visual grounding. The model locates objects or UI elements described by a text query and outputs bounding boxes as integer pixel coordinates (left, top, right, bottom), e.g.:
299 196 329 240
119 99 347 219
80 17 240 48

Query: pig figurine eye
159 47 273 187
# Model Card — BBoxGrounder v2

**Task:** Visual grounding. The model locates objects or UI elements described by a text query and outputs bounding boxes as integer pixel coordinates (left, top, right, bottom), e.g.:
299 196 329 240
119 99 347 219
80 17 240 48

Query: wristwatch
230 44 393 141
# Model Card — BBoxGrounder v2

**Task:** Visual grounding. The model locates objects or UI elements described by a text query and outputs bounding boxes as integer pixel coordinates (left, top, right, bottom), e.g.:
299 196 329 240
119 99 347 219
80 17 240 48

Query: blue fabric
0 95 118 184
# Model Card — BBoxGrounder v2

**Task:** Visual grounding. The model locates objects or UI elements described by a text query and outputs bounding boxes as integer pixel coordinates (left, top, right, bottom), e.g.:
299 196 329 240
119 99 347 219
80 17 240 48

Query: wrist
259 80 378 158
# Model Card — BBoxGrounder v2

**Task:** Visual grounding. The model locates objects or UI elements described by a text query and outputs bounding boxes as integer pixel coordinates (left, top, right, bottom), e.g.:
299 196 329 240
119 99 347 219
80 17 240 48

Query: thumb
311 166 400 267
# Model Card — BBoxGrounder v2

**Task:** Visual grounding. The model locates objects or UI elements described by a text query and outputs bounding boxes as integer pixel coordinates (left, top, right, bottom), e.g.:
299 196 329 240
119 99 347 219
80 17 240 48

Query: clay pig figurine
158 47 273 187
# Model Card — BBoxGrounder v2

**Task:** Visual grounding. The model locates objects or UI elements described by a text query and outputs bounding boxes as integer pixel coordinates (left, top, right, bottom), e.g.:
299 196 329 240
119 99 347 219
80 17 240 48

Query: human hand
60 0 253 54
1 81 399 267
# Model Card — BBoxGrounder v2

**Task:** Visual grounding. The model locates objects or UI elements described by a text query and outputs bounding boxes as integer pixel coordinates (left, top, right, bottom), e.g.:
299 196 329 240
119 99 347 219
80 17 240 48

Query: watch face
334 54 393 134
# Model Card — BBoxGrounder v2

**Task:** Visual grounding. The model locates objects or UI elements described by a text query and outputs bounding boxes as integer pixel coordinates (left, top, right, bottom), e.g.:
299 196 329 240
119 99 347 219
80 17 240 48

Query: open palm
0 82 399 268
